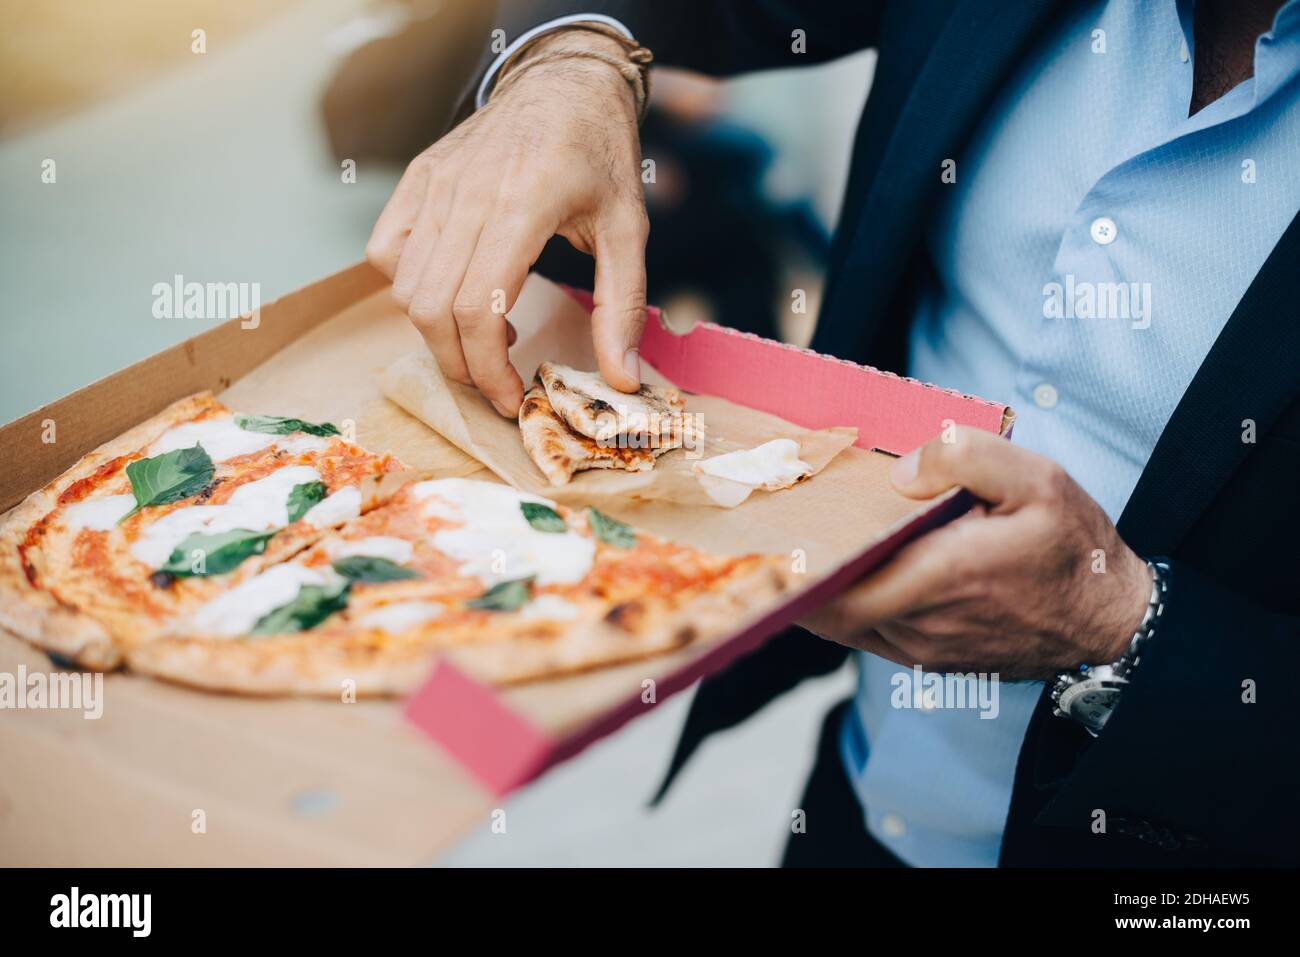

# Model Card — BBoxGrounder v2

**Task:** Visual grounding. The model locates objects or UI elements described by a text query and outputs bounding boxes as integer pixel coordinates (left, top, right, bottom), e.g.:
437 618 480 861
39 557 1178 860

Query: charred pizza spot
520 397 546 418
604 600 644 632
149 571 177 590
46 650 79 670
193 481 220 503
587 398 613 414
17 545 38 587
674 624 698 646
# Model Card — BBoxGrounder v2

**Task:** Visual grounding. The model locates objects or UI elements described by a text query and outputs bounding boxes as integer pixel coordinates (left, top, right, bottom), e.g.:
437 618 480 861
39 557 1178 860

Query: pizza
519 381 665 485
0 393 402 669
0 393 791 695
519 362 696 484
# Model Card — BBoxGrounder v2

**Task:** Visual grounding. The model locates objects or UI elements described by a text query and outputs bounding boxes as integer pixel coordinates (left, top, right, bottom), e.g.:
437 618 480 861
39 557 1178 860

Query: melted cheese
62 493 136 531
356 601 443 631
412 478 595 586
327 535 413 564
543 364 677 441
149 415 275 462
303 485 361 528
129 465 320 568
276 432 332 455
187 563 329 637
694 439 811 490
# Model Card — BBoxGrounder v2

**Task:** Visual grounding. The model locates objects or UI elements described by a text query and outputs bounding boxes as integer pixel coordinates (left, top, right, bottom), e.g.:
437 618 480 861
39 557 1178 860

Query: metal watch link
1050 559 1171 736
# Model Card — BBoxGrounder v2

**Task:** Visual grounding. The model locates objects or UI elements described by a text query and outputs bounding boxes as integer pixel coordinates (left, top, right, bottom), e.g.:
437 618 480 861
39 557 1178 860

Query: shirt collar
1175 0 1300 110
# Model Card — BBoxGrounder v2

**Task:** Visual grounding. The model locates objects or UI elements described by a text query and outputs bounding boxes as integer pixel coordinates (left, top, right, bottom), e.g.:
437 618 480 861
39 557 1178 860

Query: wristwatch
1050 559 1171 736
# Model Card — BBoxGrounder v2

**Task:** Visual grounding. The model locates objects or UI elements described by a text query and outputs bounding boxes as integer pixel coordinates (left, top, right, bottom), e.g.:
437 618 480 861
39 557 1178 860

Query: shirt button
1033 383 1059 409
1179 38 1190 63
881 813 907 839
1090 216 1118 245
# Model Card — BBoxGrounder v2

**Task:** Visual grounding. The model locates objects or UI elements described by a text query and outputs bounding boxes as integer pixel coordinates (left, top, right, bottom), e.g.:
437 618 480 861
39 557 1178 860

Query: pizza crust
122 556 792 695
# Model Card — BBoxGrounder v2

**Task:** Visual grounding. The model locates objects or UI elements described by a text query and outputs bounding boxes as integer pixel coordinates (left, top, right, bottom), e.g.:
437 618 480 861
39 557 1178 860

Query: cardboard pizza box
0 262 1012 865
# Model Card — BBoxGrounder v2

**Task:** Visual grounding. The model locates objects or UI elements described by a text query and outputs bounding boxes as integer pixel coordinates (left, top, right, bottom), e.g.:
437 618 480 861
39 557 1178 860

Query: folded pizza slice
536 361 692 449
519 362 698 484
126 477 792 696
519 382 665 485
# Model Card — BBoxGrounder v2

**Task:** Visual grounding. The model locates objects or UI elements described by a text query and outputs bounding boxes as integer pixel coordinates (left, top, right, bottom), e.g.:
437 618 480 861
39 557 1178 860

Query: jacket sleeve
446 0 887 126
488 0 886 75
1034 560 1300 862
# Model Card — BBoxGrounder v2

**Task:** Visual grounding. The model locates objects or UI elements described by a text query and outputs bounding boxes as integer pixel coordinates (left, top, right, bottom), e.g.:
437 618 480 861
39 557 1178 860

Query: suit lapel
815 0 1065 360
1117 210 1300 554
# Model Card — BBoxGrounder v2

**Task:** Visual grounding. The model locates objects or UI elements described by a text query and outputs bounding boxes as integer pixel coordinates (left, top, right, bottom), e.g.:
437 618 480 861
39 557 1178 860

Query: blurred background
0 0 874 865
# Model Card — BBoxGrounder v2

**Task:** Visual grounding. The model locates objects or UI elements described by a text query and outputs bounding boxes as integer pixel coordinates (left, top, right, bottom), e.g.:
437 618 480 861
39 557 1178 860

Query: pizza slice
519 381 663 485
536 361 692 448
519 362 697 485
0 392 404 668
123 477 792 695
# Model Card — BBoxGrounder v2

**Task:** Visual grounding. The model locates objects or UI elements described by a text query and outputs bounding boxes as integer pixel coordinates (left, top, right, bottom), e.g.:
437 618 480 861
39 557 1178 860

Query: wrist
1052 559 1171 735
1096 550 1155 662
492 26 650 120
521 27 631 63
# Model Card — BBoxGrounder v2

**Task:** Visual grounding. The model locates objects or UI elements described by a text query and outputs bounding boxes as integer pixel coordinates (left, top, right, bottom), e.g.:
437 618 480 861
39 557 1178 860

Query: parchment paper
379 288 855 508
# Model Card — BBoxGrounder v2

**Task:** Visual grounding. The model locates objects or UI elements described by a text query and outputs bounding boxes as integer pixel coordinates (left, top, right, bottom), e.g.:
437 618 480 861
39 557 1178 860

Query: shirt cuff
474 13 636 108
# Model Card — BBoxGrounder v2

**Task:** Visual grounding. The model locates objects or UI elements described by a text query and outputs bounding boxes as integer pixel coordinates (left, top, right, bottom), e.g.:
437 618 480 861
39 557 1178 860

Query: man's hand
366 30 649 417
801 427 1152 680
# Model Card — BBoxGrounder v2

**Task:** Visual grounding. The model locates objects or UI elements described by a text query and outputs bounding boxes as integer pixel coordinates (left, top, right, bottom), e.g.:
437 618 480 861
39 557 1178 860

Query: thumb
890 426 1029 504
590 210 649 392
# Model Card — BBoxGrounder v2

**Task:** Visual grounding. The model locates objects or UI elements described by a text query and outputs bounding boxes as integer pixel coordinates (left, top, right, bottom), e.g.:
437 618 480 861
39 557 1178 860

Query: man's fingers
891 426 1040 505
408 206 485 386
390 194 442 310
454 211 551 415
366 162 428 278
589 209 649 392
815 532 964 629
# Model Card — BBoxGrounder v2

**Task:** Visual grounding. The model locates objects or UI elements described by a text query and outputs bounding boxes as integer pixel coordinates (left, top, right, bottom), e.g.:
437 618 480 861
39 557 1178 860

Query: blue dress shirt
842 0 1300 867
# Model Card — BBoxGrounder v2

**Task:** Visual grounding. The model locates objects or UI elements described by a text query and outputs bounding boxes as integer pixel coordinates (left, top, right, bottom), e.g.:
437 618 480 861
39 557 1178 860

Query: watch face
1061 682 1122 727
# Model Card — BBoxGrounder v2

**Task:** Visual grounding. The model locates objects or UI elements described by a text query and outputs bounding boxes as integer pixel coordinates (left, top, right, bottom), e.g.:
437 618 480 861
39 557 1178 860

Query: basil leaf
286 480 328 523
332 555 419 583
234 414 340 437
586 507 636 548
467 577 533 612
123 445 214 520
250 580 350 636
160 528 273 577
520 501 566 533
